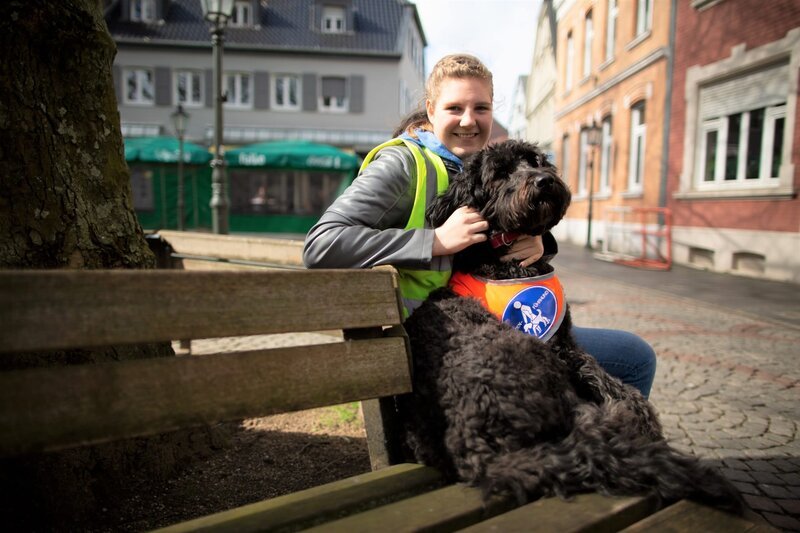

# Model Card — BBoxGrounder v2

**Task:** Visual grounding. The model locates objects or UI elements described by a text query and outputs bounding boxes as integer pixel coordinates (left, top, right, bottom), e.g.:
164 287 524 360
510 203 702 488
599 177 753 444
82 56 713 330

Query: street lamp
170 104 189 231
585 121 602 249
200 0 235 234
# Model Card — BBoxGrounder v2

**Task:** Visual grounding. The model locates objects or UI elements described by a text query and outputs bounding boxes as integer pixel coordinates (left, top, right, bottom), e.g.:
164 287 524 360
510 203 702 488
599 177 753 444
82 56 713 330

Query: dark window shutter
349 75 364 113
346 5 355 31
154 66 172 106
302 73 318 111
120 0 130 21
254 71 270 110
155 0 164 20
205 69 214 108
322 77 346 99
251 0 260 24
112 66 122 103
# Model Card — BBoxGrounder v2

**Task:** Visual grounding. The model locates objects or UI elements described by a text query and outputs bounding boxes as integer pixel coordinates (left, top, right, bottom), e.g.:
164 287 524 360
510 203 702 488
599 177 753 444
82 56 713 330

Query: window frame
175 70 204 108
583 10 593 79
272 74 301 111
605 0 617 62
230 0 252 27
224 72 253 109
599 116 613 193
565 31 574 92
627 102 646 192
123 67 155 106
322 5 346 34
130 0 156 22
319 76 349 113
635 0 652 37
578 128 589 196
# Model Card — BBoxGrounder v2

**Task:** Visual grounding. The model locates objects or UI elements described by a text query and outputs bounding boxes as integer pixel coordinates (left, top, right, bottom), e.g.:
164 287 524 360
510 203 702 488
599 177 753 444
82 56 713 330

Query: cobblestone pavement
186 247 799 530
554 246 800 531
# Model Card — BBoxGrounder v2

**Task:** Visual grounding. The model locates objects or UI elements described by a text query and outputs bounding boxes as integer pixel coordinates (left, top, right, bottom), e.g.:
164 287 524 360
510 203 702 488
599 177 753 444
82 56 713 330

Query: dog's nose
534 175 554 188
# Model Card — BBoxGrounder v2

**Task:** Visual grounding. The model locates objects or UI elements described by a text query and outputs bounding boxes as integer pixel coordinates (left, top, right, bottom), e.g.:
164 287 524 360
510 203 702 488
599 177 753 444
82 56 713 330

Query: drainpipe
659 0 678 211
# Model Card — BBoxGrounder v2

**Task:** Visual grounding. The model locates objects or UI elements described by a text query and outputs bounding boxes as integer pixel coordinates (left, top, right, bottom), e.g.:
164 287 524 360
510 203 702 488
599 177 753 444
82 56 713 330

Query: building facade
105 0 427 155
552 0 671 252
525 0 558 160
667 0 800 282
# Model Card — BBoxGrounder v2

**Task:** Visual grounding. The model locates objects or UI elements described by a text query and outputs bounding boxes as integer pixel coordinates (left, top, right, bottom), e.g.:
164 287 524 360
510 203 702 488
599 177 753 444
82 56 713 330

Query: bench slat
303 484 516 532
0 338 411 456
157 230 304 266
0 269 402 353
620 500 778 532
460 493 658 532
154 463 443 533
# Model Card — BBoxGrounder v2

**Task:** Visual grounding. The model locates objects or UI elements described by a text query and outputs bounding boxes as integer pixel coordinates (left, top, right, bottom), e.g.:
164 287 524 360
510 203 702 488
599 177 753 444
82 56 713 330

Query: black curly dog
399 139 742 511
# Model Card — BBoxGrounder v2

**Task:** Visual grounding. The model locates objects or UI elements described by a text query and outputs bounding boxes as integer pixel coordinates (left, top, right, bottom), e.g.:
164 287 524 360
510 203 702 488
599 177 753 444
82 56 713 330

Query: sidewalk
553 242 800 530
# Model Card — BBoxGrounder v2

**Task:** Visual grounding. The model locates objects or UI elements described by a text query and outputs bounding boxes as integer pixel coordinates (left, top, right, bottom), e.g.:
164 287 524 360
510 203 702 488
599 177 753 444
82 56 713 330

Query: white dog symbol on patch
513 300 551 336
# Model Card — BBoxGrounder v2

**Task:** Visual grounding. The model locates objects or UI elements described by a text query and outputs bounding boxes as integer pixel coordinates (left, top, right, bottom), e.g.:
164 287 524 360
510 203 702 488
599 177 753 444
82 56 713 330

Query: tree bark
0 2 226 528
0 0 153 269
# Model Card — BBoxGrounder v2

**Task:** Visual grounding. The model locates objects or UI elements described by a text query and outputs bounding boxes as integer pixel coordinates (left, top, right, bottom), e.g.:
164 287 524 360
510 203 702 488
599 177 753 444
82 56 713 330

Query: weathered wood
621 499 779 532
302 484 516 532
460 493 658 532
0 269 402 353
0 337 411 456
157 230 304 266
154 463 443 533
173 257 302 271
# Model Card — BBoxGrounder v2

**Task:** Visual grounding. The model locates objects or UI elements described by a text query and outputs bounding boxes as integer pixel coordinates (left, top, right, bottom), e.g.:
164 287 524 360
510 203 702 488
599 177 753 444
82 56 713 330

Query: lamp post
585 121 602 249
200 0 235 234
170 104 189 231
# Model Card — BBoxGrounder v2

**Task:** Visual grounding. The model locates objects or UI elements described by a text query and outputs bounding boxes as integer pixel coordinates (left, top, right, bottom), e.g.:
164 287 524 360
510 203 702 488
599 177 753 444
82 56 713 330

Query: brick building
553 0 671 250
667 0 800 282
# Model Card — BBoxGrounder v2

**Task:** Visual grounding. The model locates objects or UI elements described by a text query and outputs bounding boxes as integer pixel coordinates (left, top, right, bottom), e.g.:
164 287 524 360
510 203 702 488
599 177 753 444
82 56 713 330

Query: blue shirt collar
399 129 463 169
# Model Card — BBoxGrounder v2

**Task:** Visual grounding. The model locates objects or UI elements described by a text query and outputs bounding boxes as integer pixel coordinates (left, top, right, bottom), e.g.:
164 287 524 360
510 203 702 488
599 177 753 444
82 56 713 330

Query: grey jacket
303 144 460 270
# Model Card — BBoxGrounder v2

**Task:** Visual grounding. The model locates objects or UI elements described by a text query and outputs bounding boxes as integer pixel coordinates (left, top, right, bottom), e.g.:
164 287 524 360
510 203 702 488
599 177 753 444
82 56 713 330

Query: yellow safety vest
359 138 451 317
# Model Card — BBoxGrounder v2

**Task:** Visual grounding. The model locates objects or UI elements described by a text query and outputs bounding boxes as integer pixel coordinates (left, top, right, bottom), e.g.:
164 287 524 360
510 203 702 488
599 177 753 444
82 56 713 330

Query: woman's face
426 77 493 159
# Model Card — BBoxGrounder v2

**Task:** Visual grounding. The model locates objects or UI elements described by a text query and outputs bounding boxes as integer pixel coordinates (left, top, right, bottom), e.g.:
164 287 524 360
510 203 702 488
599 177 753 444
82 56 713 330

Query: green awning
124 136 213 165
225 140 359 171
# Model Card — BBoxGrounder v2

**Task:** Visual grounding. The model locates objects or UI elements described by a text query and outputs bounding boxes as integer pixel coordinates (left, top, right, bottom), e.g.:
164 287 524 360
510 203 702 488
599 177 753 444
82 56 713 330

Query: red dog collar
489 231 521 248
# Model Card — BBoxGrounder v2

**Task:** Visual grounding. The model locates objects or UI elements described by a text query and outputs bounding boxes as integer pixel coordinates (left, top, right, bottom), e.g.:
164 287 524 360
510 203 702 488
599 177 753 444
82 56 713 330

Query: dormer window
230 0 252 28
322 5 346 33
130 0 156 23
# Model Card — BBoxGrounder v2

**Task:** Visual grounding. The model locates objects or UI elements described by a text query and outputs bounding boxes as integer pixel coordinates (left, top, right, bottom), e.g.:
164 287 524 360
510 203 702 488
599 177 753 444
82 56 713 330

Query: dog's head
428 139 571 239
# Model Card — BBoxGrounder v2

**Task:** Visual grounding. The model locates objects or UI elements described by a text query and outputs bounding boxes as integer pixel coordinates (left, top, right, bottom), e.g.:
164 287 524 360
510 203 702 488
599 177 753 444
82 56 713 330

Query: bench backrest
0 266 410 465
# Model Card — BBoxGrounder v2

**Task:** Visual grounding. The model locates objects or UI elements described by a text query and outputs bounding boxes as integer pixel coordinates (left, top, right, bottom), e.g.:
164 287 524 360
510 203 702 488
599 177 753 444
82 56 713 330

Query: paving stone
748 460 780 473
720 468 755 482
723 458 751 470
776 498 800 515
743 494 783 512
761 512 800 531
757 483 796 499
751 471 785 485
730 481 760 495
777 472 800 485
772 458 799 473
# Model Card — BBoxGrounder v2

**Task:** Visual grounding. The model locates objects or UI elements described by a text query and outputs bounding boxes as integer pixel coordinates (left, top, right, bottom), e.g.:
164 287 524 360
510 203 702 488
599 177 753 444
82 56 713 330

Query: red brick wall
668 0 800 232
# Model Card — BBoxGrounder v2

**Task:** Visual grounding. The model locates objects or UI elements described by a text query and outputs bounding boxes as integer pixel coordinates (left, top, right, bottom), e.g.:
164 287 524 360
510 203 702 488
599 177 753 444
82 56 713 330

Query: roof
106 0 424 57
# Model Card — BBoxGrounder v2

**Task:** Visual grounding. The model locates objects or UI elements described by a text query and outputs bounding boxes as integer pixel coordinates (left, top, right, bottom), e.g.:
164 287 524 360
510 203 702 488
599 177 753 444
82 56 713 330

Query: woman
303 54 656 398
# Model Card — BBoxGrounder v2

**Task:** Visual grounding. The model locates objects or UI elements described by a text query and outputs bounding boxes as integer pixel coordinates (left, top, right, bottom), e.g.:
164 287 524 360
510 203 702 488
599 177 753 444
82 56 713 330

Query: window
583 11 593 78
697 104 785 187
124 68 154 105
129 166 155 211
600 116 613 192
230 169 346 216
224 72 252 108
636 0 652 37
230 1 252 27
322 5 346 33
272 75 300 111
605 0 617 62
561 134 571 186
130 0 156 22
175 70 203 107
578 129 589 195
628 102 646 191
565 32 574 91
320 76 348 112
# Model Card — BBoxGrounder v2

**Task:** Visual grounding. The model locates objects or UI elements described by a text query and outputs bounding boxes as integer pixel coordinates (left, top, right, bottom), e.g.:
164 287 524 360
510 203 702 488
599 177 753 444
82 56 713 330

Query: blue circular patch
502 286 559 339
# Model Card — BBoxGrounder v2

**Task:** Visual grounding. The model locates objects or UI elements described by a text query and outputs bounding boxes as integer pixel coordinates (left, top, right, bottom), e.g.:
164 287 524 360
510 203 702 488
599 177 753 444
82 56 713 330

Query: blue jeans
572 327 657 399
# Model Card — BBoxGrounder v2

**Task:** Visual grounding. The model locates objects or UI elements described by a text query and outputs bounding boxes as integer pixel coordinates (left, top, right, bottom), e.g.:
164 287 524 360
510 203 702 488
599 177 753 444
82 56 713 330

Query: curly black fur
399 139 742 512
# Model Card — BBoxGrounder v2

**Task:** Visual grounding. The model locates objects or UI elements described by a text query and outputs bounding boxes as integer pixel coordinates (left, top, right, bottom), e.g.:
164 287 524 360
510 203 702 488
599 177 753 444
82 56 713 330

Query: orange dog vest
449 271 566 342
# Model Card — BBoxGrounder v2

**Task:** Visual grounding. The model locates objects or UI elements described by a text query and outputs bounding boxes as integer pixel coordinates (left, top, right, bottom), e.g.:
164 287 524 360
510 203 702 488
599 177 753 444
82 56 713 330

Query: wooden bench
0 231 773 532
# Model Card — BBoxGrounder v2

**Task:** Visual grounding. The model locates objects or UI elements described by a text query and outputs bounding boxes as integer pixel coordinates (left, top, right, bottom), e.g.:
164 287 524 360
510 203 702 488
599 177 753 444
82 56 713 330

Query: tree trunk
0 2 227 528
0 0 153 269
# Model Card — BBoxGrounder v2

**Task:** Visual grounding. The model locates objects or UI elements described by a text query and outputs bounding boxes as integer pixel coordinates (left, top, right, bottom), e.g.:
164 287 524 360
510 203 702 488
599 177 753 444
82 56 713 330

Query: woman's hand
432 206 489 256
500 234 544 268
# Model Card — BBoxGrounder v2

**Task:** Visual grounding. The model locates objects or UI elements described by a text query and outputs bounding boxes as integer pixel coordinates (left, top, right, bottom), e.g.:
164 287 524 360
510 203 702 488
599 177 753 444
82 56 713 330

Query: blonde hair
397 54 493 137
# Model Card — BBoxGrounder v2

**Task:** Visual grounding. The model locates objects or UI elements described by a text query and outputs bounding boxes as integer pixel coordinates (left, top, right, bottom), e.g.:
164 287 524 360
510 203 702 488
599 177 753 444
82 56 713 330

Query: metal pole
209 24 229 234
585 147 596 249
177 133 185 230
